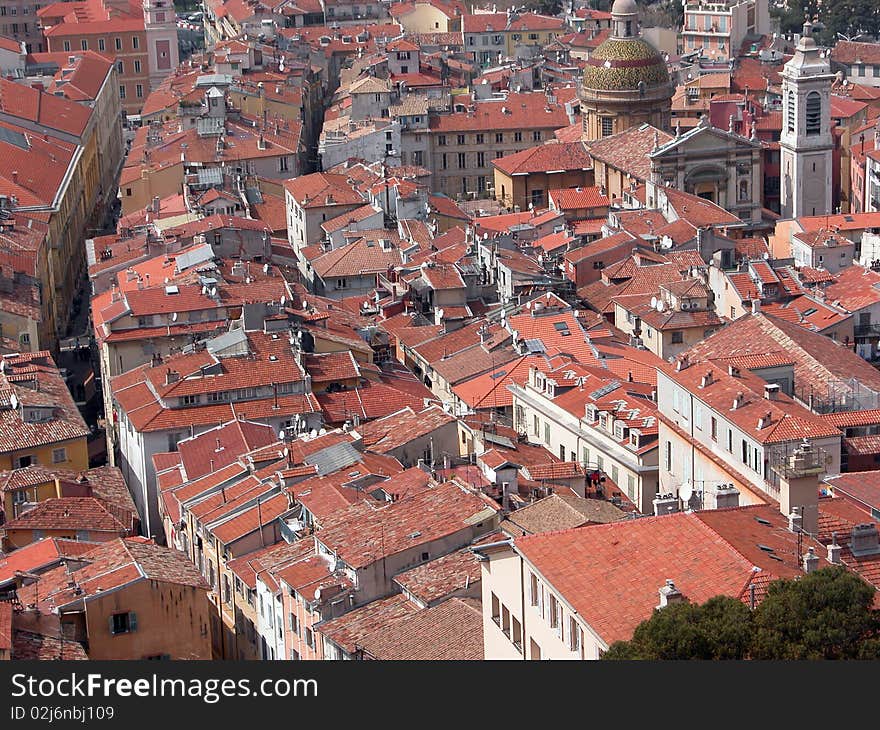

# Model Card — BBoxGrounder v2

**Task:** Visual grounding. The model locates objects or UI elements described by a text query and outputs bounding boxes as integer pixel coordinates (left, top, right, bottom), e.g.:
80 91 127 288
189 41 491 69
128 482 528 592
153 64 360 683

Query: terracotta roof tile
357 597 483 660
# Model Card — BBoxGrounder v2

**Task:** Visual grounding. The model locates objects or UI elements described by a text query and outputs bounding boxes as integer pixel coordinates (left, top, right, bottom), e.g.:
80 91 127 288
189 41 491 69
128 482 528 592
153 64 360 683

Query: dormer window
614 422 627 440
629 430 641 449
585 404 598 423
598 413 608 429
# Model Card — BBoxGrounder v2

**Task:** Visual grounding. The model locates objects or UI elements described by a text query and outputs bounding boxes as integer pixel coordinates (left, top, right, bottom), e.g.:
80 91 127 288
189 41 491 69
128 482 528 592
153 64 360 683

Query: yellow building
492 141 595 212
390 0 466 33
463 12 565 68
0 352 89 473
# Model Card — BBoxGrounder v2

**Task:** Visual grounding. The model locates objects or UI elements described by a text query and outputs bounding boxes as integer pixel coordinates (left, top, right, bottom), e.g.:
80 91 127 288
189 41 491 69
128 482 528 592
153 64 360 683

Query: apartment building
427 90 575 200
612 278 722 360
831 42 880 89
14 538 213 659
476 503 813 659
509 360 660 514
0 1 43 52
111 329 321 539
0 351 89 473
38 1 148 115
462 12 565 68
656 353 842 508
680 0 771 63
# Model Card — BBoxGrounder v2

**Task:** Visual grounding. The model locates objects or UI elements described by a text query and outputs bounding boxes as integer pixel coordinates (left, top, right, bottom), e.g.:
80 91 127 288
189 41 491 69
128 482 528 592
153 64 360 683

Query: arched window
805 91 821 135
786 92 795 133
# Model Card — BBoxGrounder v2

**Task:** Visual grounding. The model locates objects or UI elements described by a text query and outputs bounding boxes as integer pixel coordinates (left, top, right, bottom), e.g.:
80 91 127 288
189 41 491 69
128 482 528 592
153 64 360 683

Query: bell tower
779 22 834 219
144 0 179 90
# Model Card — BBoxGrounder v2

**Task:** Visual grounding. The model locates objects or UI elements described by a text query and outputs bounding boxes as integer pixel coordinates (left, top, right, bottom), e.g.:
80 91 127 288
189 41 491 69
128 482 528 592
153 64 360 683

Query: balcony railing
855 323 880 337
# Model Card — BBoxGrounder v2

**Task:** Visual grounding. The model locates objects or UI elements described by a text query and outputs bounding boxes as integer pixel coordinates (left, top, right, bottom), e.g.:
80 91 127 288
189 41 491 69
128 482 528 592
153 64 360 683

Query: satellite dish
263 263 269 274
210 287 217 296
483 232 488 240
314 587 322 601
9 393 17 410
278 430 285 440
679 481 693 504
657 300 665 312
171 312 178 322
437 308 444 319
309 429 317 437
201 285 207 294
283 447 290 458
650 296 657 308
280 295 286 306
318 428 326 435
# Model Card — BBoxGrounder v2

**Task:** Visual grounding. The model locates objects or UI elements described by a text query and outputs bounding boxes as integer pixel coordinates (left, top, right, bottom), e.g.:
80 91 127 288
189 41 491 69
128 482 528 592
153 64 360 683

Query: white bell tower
780 22 834 219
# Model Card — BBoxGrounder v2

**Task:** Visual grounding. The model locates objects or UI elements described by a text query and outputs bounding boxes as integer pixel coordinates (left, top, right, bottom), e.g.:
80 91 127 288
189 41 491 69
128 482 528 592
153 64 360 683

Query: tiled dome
582 37 671 92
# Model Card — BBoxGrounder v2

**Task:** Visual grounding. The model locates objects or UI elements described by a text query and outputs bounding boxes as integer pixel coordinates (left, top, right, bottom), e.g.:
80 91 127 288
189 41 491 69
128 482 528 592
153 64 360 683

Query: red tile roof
493 141 592 176
549 185 609 210
430 90 574 133
15 538 208 613
177 419 276 480
284 172 365 208
356 596 483 660
685 312 880 396
587 124 673 182
513 508 797 644
2 497 128 534
316 593 419 654
316 481 498 568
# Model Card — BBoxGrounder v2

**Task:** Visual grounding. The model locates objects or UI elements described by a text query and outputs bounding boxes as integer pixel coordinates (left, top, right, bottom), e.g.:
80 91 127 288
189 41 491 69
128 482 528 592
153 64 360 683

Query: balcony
855 323 880 337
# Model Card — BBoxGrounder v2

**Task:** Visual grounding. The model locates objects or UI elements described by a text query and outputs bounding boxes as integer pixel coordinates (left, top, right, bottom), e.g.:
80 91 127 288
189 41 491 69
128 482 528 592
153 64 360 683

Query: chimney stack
764 383 780 400
803 547 819 573
827 532 842 563
657 579 683 608
773 441 821 535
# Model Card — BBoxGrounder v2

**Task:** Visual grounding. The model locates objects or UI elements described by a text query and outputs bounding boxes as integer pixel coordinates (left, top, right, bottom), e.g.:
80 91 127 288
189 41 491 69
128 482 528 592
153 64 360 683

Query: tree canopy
603 567 880 660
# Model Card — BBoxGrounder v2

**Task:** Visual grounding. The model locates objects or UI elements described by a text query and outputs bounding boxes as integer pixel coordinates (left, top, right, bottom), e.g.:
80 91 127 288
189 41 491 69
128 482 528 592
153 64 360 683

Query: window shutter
109 616 116 635
556 604 563 638
128 612 138 632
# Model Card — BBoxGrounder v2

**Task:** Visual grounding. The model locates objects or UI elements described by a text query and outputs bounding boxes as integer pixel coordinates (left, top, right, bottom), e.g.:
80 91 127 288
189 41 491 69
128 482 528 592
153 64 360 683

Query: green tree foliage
521 0 563 16
751 566 880 659
603 567 880 660
603 597 752 659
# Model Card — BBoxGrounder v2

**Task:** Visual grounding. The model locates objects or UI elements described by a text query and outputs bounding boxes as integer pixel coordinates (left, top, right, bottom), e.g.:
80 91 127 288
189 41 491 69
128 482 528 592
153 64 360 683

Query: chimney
850 523 880 557
11 170 18 184
788 505 803 533
657 579 683 608
501 481 511 511
675 354 689 371
802 547 819 573
732 391 744 409
165 368 180 385
827 532 842 564
764 383 780 400
700 370 713 387
727 364 740 377
773 440 821 535
751 299 761 314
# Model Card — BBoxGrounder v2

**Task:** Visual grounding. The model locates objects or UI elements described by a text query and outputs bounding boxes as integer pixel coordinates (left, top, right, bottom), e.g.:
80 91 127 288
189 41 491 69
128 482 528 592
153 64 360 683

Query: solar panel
305 442 362 476
0 126 29 150
489 370 507 380
589 380 621 400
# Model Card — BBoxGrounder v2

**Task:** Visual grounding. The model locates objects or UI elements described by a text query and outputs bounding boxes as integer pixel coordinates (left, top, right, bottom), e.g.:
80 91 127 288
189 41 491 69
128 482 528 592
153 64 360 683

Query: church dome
582 37 671 92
